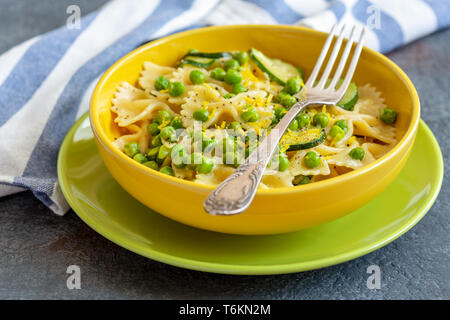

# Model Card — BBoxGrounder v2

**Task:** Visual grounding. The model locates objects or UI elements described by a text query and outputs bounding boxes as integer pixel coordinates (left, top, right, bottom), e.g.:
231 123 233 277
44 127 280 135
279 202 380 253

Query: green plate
58 113 443 275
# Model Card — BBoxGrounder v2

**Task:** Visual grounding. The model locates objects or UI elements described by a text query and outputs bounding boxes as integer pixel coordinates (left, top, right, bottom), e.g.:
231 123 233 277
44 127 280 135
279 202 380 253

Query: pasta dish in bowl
111 48 398 188
90 25 419 235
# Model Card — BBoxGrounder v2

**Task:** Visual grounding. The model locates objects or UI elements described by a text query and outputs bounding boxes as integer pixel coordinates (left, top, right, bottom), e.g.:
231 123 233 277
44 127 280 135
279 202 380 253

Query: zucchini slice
186 51 231 59
249 48 302 85
181 56 215 68
314 79 359 111
281 128 326 151
337 82 358 111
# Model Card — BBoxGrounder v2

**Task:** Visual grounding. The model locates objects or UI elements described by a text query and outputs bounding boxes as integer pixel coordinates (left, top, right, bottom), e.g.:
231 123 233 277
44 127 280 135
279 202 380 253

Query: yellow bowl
90 25 420 235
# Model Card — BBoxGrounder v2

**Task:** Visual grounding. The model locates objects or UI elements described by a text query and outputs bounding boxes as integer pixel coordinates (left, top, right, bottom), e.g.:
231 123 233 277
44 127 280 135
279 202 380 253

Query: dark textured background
0 0 448 299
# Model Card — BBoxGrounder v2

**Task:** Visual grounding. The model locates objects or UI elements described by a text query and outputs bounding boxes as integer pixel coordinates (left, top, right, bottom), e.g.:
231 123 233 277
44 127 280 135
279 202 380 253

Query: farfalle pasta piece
325 141 376 170
111 82 174 127
354 84 386 118
139 61 175 90
261 169 294 188
112 122 149 154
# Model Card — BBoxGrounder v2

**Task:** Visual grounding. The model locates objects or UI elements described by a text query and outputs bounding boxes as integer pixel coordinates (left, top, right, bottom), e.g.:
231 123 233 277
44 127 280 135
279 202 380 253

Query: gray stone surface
0 0 448 299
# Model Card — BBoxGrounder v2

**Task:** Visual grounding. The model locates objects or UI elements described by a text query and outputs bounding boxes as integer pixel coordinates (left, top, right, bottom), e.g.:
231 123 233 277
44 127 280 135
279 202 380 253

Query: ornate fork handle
204 100 311 215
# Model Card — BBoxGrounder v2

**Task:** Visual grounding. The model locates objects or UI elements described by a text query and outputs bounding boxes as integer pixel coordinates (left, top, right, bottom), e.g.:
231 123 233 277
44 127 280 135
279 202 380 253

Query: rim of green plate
57 113 443 275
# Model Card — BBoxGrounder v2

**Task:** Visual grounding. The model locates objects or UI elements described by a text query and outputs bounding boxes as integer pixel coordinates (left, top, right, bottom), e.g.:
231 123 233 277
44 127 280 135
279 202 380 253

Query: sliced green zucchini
181 56 215 68
249 48 302 85
337 82 358 111
313 78 359 111
185 51 231 59
282 128 326 151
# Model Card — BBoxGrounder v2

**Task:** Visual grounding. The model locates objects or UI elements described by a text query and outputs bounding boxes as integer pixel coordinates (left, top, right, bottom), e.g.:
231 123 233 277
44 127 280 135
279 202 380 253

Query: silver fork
204 24 366 215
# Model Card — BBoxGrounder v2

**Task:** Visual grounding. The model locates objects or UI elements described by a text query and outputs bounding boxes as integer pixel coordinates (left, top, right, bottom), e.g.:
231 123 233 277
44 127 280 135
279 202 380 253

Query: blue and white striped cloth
0 0 448 215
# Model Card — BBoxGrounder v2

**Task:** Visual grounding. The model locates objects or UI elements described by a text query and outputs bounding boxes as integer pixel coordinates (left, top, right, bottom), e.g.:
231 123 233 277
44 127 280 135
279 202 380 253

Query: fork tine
329 26 357 90
338 27 365 95
305 24 338 88
316 24 346 89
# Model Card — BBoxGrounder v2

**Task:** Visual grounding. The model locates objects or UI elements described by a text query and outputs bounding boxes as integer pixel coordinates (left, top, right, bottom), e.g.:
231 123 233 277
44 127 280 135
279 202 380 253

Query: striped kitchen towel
0 0 448 215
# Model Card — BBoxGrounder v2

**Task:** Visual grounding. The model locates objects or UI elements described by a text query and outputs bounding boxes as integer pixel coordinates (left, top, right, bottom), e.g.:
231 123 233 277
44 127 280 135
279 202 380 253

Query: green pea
233 51 249 65
335 119 347 131
193 108 209 122
304 151 320 168
151 134 162 147
147 122 160 136
329 125 345 141
160 166 174 176
154 76 169 91
276 91 289 103
229 121 241 131
223 151 240 168
224 93 235 99
224 69 242 85
189 70 206 84
293 175 311 185
160 126 177 142
274 107 287 120
200 135 213 151
133 153 147 164
278 155 290 172
285 77 302 95
124 142 139 158
171 144 187 168
313 112 329 128
349 147 365 160
297 112 310 128
210 67 226 81
196 156 214 174
146 146 160 160
240 107 259 122
170 117 183 130
289 119 299 131
225 58 240 71
168 81 185 97
155 110 173 124
143 160 159 171
157 145 172 163
231 83 247 94
380 108 397 124
280 94 297 108
190 152 203 166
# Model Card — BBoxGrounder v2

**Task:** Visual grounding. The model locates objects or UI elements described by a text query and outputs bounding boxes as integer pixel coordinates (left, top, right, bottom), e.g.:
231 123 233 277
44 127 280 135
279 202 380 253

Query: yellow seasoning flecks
203 83 216 92
348 136 356 145
157 119 170 130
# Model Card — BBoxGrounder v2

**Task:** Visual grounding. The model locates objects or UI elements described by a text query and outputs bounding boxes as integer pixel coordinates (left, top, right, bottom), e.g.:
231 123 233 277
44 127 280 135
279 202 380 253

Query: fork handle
203 100 311 215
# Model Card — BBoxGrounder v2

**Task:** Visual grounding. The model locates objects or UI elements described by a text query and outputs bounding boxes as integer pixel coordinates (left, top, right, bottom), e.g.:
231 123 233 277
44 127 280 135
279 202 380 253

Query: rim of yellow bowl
90 24 420 195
